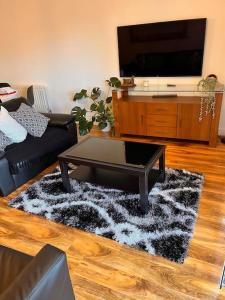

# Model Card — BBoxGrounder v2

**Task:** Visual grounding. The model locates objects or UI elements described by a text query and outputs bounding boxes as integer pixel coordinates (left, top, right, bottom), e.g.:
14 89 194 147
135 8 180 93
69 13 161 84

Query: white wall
0 0 225 133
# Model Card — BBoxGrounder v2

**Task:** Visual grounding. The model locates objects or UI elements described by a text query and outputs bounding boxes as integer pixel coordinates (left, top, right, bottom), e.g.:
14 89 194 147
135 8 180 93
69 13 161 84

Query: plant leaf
97 100 105 113
80 89 88 97
98 121 107 130
107 77 121 88
87 121 93 131
114 81 121 88
91 87 101 100
106 96 112 104
81 108 87 116
79 128 88 136
96 116 101 122
71 106 81 114
73 89 88 101
90 103 98 111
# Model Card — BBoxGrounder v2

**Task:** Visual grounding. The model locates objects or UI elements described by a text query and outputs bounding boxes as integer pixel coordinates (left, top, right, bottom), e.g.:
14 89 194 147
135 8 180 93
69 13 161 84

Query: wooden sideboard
112 90 223 147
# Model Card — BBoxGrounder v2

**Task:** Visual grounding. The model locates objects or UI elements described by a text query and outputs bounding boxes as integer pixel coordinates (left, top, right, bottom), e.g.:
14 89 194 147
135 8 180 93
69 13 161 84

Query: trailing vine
198 75 217 122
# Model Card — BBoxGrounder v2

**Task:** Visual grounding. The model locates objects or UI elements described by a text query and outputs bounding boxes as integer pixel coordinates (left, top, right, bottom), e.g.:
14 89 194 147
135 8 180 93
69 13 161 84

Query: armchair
0 244 75 300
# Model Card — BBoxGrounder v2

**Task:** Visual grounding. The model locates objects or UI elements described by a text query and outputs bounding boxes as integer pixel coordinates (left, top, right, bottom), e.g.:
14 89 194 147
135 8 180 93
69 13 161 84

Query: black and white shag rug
9 167 204 263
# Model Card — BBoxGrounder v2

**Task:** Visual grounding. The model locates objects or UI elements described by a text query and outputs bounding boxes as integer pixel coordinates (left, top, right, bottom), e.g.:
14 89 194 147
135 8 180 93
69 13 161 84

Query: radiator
27 85 51 113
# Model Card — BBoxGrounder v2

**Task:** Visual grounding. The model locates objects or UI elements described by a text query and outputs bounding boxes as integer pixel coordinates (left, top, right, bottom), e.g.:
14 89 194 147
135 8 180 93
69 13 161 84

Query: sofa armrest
0 244 75 300
43 113 78 145
43 113 75 128
0 154 16 196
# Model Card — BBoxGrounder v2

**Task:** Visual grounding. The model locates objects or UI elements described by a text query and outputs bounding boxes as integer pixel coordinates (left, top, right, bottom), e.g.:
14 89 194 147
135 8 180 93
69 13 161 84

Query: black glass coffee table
58 137 166 213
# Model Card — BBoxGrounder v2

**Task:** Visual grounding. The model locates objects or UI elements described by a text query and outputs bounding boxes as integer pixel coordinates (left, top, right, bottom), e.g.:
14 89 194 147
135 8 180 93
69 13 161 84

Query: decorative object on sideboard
121 76 136 88
71 77 121 135
198 74 217 121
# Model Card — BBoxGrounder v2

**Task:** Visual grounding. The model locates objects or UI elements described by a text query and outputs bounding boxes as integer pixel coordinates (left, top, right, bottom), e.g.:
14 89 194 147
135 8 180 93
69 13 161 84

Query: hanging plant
197 74 217 122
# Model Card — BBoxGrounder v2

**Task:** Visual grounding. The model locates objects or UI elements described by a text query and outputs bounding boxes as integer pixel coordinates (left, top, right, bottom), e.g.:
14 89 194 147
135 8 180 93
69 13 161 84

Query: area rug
9 167 204 263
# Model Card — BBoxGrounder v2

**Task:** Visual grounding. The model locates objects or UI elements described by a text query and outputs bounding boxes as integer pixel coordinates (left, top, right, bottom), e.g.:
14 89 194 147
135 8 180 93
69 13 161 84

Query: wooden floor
1 132 225 299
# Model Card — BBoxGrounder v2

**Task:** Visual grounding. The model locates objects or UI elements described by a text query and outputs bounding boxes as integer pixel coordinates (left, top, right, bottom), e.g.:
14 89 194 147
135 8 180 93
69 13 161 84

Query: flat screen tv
117 18 207 77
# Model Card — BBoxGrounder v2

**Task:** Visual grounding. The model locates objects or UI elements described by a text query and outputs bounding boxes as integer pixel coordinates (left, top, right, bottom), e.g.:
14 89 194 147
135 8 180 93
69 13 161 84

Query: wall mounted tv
117 18 207 77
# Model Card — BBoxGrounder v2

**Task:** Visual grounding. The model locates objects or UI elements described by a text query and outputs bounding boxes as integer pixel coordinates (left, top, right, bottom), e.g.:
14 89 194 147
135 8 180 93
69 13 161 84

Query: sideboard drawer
147 114 177 127
148 103 178 115
147 126 177 138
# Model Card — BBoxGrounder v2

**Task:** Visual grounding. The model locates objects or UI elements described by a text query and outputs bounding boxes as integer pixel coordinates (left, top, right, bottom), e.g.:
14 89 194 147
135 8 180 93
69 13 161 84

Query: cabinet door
177 103 211 141
119 101 147 135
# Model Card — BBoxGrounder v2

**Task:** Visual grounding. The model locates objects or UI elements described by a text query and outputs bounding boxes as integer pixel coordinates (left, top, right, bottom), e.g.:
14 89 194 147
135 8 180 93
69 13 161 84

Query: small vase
102 122 111 132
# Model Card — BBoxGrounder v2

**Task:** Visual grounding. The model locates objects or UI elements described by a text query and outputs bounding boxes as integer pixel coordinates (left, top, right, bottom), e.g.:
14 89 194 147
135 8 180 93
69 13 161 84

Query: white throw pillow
0 106 27 143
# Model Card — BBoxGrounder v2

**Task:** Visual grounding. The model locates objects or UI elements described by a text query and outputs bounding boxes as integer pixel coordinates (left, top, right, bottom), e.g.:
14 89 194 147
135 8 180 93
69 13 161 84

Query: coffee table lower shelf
59 164 165 214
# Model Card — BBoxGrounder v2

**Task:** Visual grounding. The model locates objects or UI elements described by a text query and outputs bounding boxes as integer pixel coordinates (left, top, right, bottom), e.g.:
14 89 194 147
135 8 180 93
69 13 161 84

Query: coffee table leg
139 174 149 213
59 161 72 193
159 148 166 182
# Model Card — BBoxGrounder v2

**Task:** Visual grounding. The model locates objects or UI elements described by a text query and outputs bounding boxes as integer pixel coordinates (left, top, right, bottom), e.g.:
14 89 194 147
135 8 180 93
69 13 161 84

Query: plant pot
102 122 111 132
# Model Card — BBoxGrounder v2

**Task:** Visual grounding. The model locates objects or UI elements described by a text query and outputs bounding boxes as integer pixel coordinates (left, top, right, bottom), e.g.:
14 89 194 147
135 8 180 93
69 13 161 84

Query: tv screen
117 18 207 77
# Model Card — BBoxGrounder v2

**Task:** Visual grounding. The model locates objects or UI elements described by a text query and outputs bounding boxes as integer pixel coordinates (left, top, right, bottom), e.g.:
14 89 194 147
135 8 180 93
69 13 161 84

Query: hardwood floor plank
74 275 137 300
68 255 195 300
67 236 221 299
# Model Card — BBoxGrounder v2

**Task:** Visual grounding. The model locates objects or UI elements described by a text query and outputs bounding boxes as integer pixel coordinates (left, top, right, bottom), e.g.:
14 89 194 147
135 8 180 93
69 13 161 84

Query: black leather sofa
0 244 75 300
0 97 77 196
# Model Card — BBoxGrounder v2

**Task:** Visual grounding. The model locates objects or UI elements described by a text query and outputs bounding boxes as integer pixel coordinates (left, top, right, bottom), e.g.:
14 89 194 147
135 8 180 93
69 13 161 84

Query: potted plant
71 77 121 136
197 74 217 121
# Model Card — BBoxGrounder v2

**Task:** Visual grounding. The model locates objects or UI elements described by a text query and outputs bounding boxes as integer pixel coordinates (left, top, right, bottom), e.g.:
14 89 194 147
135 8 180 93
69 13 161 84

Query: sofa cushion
0 130 12 151
0 106 27 143
5 127 74 174
10 103 49 137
